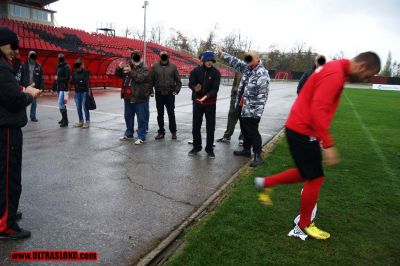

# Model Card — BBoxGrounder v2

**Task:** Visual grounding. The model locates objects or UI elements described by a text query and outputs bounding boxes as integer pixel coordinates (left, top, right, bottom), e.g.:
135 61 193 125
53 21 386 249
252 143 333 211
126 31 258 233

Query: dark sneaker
171 133 177 140
188 148 201 156
31 118 38 122
0 228 31 240
216 137 230 143
155 133 165 140
250 153 264 167
207 151 216 159
233 149 251 157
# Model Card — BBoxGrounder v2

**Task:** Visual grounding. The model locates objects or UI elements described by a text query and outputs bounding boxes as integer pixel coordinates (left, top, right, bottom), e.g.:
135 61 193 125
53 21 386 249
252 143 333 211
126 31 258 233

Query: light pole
142 1 149 65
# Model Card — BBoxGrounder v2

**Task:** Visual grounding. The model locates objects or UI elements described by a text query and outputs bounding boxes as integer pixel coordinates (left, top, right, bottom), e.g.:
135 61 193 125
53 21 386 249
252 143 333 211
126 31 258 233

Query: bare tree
150 24 163 44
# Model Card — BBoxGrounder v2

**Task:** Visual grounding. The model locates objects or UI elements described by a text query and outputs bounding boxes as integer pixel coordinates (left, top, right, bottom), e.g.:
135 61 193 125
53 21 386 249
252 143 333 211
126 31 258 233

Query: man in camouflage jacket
218 49 270 167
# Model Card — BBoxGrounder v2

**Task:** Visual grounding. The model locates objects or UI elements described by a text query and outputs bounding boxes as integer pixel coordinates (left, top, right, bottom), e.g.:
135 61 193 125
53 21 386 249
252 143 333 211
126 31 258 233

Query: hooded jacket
221 52 270 118
56 62 70 91
151 60 182 95
0 55 33 128
115 62 152 103
20 56 44 90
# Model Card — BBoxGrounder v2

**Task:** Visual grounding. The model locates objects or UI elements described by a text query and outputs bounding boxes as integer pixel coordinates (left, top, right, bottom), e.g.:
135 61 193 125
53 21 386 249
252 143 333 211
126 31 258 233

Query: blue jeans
30 99 37 119
145 98 150 130
124 101 148 140
57 91 67 110
74 92 90 122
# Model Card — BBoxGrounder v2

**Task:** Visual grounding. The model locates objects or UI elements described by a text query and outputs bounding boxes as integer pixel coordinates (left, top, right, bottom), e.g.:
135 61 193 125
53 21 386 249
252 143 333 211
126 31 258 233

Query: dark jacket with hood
151 60 182 95
115 62 152 103
0 55 33 128
20 59 44 90
71 68 90 93
189 64 221 105
56 62 70 91
296 66 316 94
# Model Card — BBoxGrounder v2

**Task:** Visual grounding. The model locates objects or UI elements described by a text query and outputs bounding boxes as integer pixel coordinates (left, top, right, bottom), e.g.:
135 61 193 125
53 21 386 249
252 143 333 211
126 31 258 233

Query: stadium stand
0 18 235 90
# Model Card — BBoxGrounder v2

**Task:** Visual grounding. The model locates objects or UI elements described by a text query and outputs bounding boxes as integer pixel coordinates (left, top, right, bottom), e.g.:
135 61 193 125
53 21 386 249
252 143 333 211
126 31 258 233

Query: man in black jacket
20 51 44 122
297 55 326 94
55 54 70 127
152 51 182 140
0 27 41 240
188 51 221 158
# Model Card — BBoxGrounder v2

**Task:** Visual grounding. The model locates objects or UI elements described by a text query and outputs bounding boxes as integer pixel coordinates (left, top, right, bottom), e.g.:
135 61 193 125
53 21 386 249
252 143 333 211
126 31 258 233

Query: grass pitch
167 88 400 266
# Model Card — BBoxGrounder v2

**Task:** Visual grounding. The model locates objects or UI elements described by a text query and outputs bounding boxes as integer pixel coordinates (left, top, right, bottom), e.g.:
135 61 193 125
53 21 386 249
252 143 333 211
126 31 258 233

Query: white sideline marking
344 93 396 179
38 104 123 117
38 104 272 137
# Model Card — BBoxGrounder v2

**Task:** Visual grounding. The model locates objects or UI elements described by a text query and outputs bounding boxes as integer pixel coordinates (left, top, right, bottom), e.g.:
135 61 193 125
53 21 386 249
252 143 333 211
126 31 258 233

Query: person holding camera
20 51 44 122
152 51 182 140
55 53 71 127
217 48 270 167
71 58 90 128
115 50 152 144
0 27 42 239
188 51 221 159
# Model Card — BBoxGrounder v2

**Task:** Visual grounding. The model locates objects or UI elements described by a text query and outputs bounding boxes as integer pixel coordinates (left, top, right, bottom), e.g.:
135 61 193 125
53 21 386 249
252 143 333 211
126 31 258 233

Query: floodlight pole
143 1 149 65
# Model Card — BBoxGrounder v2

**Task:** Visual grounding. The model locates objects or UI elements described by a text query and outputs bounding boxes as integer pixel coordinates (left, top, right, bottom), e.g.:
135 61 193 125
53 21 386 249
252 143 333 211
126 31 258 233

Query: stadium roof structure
10 0 59 7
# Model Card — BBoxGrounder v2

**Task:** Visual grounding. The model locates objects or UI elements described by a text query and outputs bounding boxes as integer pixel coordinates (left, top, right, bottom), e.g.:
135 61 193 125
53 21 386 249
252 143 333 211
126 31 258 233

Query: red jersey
286 60 350 148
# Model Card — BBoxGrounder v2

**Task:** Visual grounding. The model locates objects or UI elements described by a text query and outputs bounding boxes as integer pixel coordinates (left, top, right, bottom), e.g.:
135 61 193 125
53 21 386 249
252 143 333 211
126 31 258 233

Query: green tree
380 51 392 77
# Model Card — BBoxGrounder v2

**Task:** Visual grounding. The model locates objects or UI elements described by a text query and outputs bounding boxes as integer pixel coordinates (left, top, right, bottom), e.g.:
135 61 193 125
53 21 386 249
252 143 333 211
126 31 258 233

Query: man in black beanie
0 27 41 239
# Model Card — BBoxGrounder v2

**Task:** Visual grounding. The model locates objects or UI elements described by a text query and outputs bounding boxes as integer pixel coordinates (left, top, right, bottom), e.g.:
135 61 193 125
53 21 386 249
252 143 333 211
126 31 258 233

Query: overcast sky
50 0 399 62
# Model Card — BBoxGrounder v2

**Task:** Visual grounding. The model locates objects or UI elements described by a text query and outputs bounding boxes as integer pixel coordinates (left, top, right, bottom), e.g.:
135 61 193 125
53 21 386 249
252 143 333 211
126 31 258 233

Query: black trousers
192 103 216 152
155 92 177 134
286 127 324 179
0 128 23 232
239 112 262 154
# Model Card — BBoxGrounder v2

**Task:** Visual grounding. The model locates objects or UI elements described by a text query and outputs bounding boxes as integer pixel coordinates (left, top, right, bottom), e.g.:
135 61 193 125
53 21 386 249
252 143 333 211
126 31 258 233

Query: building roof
11 0 59 7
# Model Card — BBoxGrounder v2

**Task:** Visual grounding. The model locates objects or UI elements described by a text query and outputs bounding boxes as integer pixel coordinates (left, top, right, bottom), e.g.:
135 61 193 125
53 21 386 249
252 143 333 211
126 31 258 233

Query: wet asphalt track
0 81 297 265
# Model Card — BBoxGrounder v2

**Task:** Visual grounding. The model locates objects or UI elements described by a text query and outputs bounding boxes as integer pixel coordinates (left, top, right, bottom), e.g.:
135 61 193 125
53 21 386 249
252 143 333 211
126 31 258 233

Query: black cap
0 27 19 48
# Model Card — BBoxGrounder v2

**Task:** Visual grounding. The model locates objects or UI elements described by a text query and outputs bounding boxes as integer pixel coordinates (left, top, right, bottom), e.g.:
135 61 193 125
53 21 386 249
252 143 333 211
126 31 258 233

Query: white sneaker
74 121 84 128
254 177 265 191
135 139 145 145
288 224 308 241
82 121 90 128
188 139 193 144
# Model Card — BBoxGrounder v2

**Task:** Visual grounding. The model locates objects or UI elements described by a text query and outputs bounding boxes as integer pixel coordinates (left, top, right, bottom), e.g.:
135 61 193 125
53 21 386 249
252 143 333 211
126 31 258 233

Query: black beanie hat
0 27 19 47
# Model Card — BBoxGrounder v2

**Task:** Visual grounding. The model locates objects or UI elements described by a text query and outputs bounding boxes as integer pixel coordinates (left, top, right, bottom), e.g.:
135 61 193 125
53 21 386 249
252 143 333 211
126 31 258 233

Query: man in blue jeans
115 51 152 144
19 51 44 122
71 58 90 128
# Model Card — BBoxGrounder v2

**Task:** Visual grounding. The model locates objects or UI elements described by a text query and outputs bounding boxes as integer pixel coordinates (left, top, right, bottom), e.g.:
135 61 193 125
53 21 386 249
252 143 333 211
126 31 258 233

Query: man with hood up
0 27 41 239
20 51 44 122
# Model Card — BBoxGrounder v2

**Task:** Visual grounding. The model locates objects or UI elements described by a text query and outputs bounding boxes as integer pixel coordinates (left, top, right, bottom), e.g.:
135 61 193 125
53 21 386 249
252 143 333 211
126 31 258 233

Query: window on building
10 4 30 19
32 9 50 22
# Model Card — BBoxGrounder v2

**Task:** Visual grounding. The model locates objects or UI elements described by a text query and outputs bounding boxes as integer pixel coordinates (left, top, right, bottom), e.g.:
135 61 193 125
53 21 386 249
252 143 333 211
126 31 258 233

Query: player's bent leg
254 169 304 206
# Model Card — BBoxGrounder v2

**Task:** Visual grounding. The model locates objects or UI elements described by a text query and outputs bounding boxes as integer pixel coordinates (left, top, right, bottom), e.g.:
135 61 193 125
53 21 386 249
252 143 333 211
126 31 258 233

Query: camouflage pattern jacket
221 52 270 118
